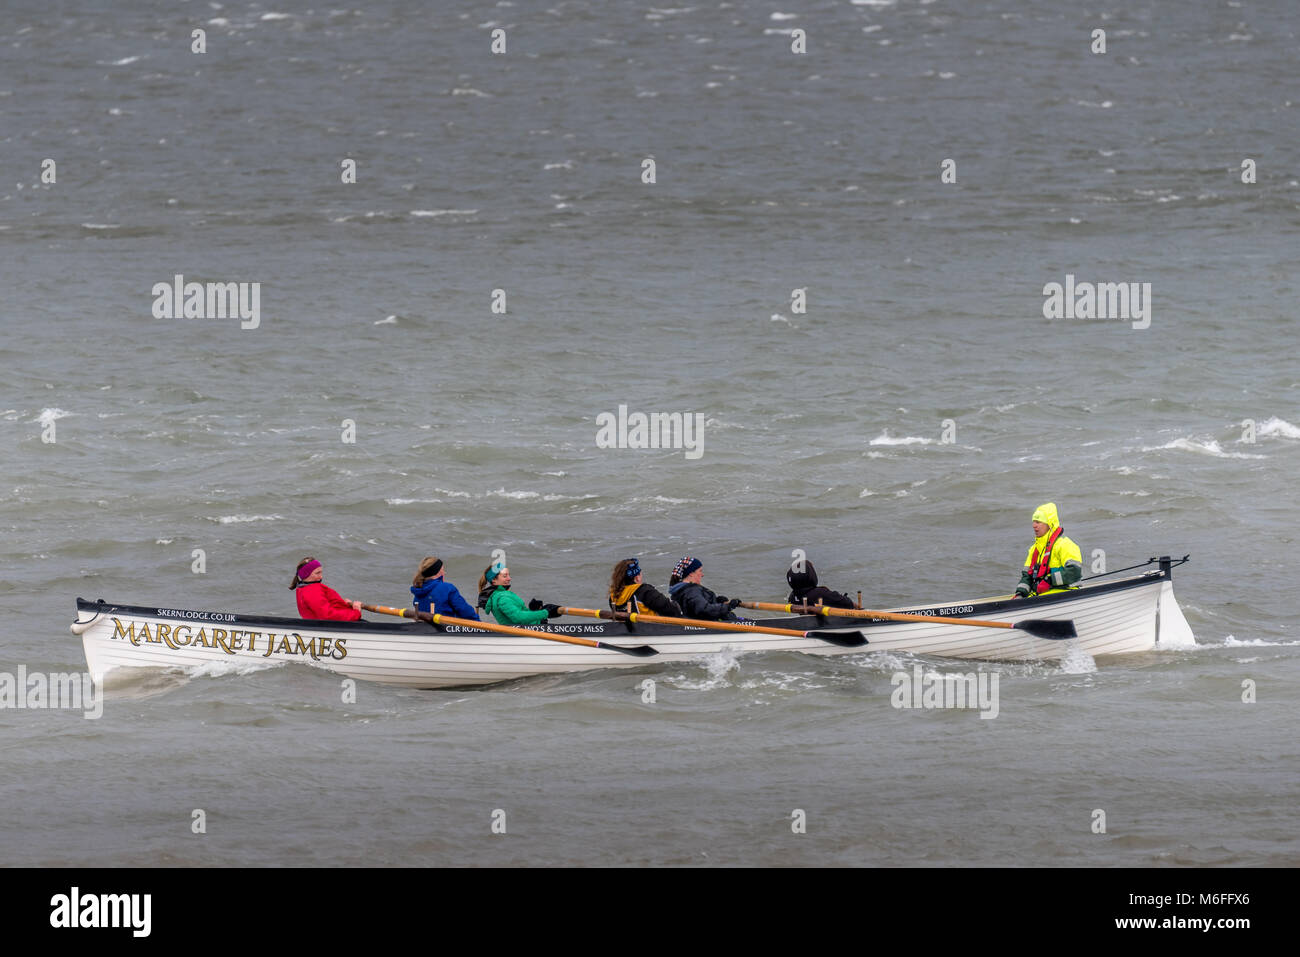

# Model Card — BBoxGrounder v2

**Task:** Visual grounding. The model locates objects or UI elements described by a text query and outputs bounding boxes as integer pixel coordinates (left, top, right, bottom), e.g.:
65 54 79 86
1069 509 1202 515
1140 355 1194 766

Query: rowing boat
70 557 1194 689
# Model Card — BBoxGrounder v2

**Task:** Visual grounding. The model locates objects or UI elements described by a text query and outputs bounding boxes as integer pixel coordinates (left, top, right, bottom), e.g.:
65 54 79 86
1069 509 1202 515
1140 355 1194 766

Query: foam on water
1257 417 1300 440
1142 437 1266 460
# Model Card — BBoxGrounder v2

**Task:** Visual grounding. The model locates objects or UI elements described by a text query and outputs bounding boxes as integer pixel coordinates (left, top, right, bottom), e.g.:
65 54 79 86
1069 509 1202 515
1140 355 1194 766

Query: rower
785 558 856 609
609 558 681 616
1014 503 1083 598
476 563 562 626
668 556 743 622
291 557 363 620
411 556 480 621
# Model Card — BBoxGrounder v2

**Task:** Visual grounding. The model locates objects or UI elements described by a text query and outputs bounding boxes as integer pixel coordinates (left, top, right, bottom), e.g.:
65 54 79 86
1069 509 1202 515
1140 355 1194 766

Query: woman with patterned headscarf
667 556 742 622
608 557 681 617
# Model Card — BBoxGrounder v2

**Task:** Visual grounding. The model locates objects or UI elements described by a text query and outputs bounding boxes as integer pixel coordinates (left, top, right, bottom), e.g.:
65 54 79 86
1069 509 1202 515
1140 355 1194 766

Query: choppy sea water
1 0 1297 867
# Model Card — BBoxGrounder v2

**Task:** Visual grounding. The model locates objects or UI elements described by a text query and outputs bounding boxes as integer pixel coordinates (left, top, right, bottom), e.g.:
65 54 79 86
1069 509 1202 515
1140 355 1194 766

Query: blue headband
486 563 505 583
624 558 641 581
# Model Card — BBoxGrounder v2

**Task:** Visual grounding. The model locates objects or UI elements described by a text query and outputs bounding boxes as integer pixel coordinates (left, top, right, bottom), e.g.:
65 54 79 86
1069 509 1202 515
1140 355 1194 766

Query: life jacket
1029 527 1063 594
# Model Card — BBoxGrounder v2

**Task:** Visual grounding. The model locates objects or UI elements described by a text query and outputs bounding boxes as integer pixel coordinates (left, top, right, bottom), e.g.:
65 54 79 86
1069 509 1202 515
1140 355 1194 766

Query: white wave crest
1221 635 1300 647
869 431 933 446
37 408 73 425
1144 437 1265 460
181 657 285 678
1256 416 1300 440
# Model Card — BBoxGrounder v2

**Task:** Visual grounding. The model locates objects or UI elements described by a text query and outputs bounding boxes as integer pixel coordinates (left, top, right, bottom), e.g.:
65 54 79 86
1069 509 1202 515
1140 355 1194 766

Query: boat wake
1057 645 1098 674
1220 635 1300 648
100 657 287 699
665 649 743 691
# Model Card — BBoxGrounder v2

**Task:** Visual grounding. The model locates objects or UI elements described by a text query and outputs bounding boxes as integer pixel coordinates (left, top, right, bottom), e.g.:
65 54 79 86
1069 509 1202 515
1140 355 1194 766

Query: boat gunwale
74 567 1170 636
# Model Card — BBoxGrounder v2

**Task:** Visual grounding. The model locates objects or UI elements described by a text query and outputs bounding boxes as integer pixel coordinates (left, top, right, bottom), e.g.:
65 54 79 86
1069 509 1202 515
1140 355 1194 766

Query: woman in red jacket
290 557 362 620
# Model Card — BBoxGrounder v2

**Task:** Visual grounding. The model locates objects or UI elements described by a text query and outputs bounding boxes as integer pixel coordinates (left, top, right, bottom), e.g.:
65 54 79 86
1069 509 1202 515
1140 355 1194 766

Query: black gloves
727 598 742 610
529 598 561 618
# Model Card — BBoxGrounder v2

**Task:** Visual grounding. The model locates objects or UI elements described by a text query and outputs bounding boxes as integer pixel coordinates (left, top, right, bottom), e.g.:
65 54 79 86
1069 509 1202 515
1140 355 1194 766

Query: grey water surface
1 0 1297 866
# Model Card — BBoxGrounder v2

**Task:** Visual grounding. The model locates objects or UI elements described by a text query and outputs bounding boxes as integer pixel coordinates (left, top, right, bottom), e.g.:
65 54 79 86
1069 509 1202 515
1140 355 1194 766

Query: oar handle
365 603 417 619
741 600 824 615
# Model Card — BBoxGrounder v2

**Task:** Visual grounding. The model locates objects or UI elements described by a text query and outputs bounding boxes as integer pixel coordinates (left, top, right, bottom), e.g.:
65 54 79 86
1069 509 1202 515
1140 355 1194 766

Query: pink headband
297 559 322 580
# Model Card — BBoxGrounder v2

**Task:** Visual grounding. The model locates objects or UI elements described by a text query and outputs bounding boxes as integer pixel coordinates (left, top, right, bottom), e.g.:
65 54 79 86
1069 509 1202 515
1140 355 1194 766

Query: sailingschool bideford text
151 273 260 329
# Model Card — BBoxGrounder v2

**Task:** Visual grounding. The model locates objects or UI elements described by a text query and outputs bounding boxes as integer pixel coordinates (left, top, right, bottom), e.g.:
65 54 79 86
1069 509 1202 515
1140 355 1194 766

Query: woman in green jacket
476 563 562 626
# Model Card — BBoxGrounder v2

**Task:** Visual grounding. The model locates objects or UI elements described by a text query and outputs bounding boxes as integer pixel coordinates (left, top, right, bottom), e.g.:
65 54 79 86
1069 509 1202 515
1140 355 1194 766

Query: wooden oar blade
807 629 869 647
599 642 658 657
1014 618 1077 640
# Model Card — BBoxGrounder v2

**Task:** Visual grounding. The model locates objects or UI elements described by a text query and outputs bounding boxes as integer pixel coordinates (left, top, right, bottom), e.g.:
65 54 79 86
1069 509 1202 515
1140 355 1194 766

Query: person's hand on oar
527 598 563 618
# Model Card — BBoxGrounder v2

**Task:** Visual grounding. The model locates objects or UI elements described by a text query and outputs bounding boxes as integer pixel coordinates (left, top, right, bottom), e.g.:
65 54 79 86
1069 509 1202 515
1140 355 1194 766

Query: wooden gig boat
70 558 1194 690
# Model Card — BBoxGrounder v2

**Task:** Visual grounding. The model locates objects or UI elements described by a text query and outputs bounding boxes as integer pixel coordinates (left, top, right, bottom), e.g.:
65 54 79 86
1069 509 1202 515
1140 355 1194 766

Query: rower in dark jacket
410 555 480 620
609 558 681 617
786 559 856 609
667 556 742 622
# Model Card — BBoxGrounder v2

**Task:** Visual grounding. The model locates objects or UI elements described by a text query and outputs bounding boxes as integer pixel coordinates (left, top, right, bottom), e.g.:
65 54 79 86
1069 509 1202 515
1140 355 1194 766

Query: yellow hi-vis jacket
1016 502 1084 597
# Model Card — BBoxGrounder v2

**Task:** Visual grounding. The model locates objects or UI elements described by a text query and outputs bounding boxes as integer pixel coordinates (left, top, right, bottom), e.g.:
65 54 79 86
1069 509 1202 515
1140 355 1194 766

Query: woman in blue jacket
410 556 480 620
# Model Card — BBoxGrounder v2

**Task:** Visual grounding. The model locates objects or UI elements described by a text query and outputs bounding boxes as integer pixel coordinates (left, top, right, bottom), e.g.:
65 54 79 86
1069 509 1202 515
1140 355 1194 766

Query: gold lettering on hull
108 618 349 661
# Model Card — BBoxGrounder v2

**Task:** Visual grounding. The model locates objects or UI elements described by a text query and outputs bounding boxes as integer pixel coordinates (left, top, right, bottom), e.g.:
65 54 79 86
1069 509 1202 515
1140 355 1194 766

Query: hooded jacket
411 577 479 620
1016 502 1083 597
786 562 856 609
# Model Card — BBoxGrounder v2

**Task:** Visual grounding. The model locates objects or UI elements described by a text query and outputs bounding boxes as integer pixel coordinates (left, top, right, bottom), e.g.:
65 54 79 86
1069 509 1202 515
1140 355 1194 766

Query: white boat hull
72 566 1192 690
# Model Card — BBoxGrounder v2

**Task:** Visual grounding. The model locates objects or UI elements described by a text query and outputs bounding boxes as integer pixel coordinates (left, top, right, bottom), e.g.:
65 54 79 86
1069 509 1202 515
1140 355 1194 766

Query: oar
361 604 659 657
739 601 1078 641
557 606 868 648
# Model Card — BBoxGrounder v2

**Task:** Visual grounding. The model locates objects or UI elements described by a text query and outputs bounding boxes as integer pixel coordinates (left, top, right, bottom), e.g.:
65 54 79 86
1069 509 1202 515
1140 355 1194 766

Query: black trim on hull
74 567 1171 641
